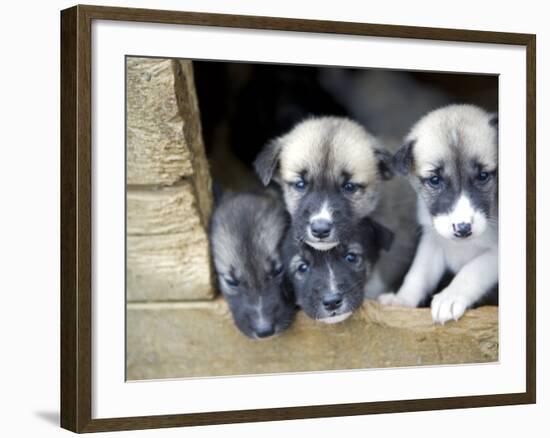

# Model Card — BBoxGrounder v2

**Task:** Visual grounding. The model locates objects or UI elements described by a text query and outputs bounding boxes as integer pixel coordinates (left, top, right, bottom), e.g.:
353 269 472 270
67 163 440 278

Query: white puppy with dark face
379 104 498 324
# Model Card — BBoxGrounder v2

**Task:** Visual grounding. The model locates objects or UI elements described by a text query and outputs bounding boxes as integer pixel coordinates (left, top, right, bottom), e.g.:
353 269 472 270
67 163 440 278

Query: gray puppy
209 191 296 339
283 218 393 323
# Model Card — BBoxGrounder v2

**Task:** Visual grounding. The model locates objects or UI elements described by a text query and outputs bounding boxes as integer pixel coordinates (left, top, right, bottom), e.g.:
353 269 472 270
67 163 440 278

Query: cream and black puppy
210 192 296 339
254 116 393 252
283 217 393 323
379 104 498 324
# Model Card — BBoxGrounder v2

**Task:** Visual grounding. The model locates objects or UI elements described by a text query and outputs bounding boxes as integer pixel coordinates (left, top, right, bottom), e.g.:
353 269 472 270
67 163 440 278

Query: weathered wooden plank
127 231 215 302
126 299 498 380
126 58 192 185
172 60 212 222
126 58 215 301
127 182 199 235
126 57 212 197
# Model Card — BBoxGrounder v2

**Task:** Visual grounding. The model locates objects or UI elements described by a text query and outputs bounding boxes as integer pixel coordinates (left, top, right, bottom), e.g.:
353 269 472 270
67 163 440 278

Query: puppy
283 218 393 323
379 104 498 324
254 116 393 251
209 192 296 339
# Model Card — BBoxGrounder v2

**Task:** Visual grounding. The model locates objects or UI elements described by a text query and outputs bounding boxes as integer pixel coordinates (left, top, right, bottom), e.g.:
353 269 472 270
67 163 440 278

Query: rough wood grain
172 60 212 222
127 58 192 185
126 57 212 207
126 180 215 300
127 231 214 302
126 299 498 380
127 181 199 235
126 58 214 301
126 183 216 300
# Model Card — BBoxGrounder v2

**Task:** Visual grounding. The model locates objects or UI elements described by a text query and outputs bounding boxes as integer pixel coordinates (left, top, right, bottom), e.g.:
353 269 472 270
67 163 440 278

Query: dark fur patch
365 217 395 251
291 186 354 243
374 149 394 180
253 139 283 186
283 218 393 321
393 140 415 175
421 159 497 218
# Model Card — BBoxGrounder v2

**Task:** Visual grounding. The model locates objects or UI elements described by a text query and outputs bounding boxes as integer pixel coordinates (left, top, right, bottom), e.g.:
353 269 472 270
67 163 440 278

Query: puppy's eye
293 179 307 191
297 262 310 273
342 182 358 193
272 265 284 277
224 277 239 288
476 171 491 183
427 175 442 188
344 252 358 263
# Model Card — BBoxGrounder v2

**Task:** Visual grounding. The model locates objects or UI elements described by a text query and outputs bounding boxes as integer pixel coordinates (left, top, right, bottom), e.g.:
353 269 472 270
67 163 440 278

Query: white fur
306 201 337 249
310 201 332 223
379 104 498 324
328 264 337 293
408 104 498 174
432 194 488 239
307 241 339 251
379 219 497 324
317 311 352 324
380 187 498 323
279 117 381 188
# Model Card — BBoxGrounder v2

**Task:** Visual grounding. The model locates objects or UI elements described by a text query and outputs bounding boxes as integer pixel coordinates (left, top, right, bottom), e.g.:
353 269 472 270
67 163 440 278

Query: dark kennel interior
193 61 498 191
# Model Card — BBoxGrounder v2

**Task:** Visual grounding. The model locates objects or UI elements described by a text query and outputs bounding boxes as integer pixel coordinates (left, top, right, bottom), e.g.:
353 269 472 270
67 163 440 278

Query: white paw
378 292 417 308
431 289 468 324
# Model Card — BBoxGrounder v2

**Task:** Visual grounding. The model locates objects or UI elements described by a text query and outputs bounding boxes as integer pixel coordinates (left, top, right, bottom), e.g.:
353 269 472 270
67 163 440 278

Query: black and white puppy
379 104 498 324
284 218 393 323
209 192 296 339
254 116 393 251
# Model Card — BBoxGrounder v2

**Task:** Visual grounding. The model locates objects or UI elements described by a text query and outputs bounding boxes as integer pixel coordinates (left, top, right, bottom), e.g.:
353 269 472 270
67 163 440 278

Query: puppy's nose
453 222 472 238
310 219 333 239
322 293 343 311
255 325 275 338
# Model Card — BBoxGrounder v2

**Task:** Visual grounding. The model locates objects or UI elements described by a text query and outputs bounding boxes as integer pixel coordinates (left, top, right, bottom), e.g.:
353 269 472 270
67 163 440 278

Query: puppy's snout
322 292 343 311
254 324 275 338
453 222 472 238
310 219 333 239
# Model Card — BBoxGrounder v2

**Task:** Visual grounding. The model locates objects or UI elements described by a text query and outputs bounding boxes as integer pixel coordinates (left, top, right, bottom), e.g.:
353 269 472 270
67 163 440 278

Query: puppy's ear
366 218 394 252
489 113 499 149
374 148 394 180
253 139 283 186
392 139 415 175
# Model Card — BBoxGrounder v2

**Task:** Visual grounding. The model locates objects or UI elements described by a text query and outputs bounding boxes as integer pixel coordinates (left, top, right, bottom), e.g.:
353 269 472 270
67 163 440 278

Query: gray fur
368 174 419 295
209 191 295 339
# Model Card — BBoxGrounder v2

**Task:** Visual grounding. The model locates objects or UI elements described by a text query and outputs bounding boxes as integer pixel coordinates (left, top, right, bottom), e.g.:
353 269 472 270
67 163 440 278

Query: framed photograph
60 4 536 433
